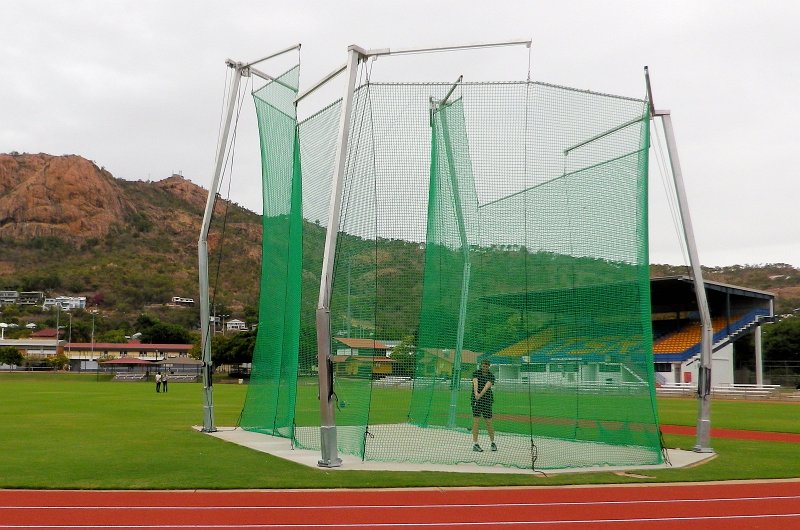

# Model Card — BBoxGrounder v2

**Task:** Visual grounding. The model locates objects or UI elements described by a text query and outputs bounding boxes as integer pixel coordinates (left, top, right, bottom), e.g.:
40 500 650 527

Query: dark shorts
471 397 493 419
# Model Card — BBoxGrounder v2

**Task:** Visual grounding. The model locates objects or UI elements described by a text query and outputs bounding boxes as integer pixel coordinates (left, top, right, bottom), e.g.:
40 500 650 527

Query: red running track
2 481 800 529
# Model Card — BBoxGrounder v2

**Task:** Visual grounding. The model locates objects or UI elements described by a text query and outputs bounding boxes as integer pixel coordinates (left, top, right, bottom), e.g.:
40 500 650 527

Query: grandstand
650 276 774 386
480 276 775 390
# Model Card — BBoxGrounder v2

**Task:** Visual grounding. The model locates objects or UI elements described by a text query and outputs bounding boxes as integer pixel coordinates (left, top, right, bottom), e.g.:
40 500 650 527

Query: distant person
155 372 162 393
471 358 496 452
162 372 168 393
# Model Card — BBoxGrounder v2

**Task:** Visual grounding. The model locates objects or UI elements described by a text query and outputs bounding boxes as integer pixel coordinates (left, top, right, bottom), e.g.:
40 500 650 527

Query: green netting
239 66 302 438
241 69 661 470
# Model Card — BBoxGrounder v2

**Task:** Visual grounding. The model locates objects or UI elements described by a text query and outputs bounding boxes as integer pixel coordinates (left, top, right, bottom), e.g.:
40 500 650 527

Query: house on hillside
42 296 86 311
225 319 247 332
31 328 63 339
0 291 19 305
19 291 45 305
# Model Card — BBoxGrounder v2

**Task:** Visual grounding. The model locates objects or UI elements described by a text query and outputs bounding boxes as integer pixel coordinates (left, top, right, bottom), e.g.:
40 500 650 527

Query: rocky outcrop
0 153 128 241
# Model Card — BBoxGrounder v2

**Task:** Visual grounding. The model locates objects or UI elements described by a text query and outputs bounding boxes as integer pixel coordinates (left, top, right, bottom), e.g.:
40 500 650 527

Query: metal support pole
316 45 362 468
657 111 714 453
755 323 764 386
433 94 473 428
198 63 244 433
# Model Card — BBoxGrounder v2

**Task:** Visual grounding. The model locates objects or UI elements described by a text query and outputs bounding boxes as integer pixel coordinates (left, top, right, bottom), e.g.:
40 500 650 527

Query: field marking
2 512 800 528
3 494 800 510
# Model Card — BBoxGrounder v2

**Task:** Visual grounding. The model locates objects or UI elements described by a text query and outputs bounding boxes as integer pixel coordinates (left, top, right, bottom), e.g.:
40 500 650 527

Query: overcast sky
3 1 798 267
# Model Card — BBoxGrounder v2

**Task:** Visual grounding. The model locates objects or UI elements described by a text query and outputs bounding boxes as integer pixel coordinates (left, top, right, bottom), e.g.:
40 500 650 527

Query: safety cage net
239 65 662 470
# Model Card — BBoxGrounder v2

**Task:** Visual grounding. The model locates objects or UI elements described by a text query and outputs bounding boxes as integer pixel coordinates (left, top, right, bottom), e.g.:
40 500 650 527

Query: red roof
334 338 388 349
331 355 394 363
31 328 63 338
66 343 192 352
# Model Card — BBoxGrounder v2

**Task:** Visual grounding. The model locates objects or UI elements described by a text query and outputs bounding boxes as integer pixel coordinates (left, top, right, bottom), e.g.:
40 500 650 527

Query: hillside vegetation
1 153 798 341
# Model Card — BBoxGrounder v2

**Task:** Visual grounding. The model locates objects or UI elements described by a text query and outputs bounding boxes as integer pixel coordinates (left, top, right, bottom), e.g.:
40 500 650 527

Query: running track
3 481 800 529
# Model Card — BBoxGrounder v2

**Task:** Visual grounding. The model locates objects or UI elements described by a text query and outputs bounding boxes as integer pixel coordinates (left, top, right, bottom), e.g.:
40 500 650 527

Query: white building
43 296 87 311
0 291 19 305
226 319 247 332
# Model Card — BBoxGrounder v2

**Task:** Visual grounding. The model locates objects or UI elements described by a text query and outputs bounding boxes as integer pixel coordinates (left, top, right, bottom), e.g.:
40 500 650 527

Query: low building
31 328 64 339
171 296 195 306
65 342 194 371
42 296 86 311
226 319 247 332
334 337 390 357
0 338 64 358
18 291 45 305
0 291 19 305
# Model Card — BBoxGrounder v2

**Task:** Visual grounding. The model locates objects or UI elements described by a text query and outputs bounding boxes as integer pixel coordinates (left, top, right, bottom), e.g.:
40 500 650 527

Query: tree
98 329 128 343
141 322 192 344
764 316 800 362
389 335 417 378
0 347 23 366
47 353 69 370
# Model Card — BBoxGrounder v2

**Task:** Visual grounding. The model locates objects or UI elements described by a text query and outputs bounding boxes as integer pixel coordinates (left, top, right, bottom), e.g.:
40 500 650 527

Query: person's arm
472 377 479 399
479 380 492 397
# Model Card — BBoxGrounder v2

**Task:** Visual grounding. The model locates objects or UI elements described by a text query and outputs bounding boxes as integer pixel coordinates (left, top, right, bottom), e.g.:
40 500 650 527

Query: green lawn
1 372 799 489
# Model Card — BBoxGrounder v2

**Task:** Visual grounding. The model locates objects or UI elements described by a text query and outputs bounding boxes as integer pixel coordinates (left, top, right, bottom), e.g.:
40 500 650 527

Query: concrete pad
197 426 715 475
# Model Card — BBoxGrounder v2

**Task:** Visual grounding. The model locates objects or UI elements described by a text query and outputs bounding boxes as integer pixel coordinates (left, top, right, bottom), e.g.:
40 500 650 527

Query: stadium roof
481 277 774 314
480 281 639 314
650 276 774 314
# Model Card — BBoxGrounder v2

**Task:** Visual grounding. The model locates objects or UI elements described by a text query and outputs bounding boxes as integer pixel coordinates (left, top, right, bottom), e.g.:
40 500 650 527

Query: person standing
162 372 168 393
155 371 162 393
471 358 496 452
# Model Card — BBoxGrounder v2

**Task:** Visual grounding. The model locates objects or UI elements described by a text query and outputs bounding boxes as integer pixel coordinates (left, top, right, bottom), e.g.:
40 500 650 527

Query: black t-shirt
471 368 495 402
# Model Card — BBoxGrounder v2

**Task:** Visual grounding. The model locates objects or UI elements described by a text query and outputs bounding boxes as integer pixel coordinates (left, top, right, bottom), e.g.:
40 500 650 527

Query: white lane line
2 494 800 510
1 513 800 528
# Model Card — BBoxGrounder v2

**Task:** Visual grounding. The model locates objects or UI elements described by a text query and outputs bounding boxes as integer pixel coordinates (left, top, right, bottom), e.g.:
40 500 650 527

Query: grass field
1 372 799 489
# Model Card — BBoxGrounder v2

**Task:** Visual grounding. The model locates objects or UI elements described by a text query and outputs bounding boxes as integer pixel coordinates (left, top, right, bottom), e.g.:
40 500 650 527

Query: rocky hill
0 154 127 241
0 152 262 317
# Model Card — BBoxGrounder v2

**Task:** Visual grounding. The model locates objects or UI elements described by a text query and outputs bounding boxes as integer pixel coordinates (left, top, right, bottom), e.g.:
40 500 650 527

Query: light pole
68 311 73 358
90 309 97 361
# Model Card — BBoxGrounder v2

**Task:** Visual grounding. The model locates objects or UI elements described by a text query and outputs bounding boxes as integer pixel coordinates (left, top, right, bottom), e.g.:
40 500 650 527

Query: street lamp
90 309 99 361
67 311 73 359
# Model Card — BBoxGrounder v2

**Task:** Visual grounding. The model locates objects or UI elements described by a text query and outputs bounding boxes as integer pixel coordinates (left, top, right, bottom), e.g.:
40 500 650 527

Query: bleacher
111 373 197 382
653 309 770 362
113 373 146 382
165 374 197 383
653 316 728 354
656 382 781 400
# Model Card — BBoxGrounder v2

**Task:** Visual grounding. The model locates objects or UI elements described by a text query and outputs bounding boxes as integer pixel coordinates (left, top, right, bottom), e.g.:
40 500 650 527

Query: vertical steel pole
198 63 244 433
434 98 472 428
316 46 362 467
657 111 714 452
755 323 764 386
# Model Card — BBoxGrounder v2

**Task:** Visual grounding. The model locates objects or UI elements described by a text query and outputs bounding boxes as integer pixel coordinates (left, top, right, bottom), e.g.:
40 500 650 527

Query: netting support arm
198 62 245 433
315 45 364 468
647 66 713 453
198 45 301 434
653 108 714 453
